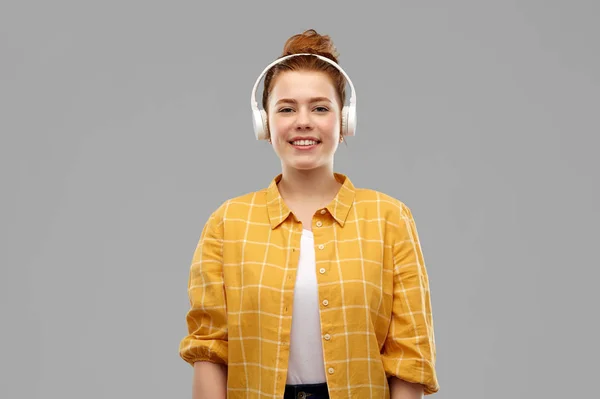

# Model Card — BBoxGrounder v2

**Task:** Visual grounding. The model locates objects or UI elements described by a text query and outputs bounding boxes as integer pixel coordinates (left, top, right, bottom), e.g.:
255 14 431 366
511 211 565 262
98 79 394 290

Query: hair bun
281 29 340 63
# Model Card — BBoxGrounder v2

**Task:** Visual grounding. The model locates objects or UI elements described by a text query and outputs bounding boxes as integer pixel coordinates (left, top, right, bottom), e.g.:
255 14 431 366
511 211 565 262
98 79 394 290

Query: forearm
193 361 227 399
389 377 424 399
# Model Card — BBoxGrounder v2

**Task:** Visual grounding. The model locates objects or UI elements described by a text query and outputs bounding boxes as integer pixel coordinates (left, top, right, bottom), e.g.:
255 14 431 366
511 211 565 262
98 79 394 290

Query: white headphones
250 53 357 141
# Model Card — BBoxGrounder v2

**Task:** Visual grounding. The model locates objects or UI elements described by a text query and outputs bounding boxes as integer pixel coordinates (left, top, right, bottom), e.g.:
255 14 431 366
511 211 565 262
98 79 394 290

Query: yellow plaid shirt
179 172 439 398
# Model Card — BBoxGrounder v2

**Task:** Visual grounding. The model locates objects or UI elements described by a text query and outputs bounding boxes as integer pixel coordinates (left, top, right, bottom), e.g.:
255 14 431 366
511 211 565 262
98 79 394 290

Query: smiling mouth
289 139 321 146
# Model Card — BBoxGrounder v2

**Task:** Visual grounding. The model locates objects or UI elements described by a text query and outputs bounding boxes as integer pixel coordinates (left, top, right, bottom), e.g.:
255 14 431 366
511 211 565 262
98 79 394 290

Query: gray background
1 0 598 398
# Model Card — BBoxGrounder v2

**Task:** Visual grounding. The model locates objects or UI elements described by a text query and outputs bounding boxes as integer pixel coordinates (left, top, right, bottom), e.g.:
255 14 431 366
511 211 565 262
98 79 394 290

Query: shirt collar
265 172 356 229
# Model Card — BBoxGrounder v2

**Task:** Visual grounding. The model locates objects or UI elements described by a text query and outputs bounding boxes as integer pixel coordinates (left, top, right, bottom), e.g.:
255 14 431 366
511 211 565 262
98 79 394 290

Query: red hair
261 29 347 116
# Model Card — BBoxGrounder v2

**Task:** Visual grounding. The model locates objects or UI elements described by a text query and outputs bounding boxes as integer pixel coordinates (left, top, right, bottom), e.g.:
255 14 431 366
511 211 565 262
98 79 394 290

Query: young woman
179 29 440 399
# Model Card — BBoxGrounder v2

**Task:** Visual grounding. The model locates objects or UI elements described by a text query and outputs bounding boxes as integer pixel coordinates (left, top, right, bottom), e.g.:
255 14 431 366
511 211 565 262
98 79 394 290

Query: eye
278 107 293 113
315 106 329 112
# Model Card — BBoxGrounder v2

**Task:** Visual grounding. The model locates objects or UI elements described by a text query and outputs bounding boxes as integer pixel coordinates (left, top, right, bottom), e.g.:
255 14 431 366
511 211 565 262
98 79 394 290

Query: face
266 70 341 172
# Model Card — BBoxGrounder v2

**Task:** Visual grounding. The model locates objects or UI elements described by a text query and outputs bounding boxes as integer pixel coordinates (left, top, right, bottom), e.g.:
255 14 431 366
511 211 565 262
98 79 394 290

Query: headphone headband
250 53 357 140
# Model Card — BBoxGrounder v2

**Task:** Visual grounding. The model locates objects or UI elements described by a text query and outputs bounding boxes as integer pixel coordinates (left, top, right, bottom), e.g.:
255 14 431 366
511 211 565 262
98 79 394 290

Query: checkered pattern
179 173 439 398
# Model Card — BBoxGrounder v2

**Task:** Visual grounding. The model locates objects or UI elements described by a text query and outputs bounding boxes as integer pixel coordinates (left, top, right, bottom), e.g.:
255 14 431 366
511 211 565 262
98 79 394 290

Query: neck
277 164 341 203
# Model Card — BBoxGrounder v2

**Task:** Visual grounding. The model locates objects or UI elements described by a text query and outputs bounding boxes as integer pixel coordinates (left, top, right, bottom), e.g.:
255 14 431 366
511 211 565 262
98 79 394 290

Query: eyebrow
275 97 333 105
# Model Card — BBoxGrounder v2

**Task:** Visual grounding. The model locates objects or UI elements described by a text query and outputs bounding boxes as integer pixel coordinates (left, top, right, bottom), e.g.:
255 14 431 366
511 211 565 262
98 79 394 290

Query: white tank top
286 229 327 384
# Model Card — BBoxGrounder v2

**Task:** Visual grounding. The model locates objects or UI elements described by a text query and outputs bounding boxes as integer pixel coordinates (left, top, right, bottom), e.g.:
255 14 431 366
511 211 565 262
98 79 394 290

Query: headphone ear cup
261 110 268 138
253 109 268 140
345 103 356 137
341 105 349 137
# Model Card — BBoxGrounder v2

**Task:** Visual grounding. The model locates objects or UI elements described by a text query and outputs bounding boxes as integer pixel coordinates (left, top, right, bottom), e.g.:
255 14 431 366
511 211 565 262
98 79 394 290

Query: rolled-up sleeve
179 206 228 366
381 203 439 394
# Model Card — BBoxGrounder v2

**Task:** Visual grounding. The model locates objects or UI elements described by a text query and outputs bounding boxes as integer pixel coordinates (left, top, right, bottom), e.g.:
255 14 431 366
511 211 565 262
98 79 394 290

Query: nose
295 107 312 130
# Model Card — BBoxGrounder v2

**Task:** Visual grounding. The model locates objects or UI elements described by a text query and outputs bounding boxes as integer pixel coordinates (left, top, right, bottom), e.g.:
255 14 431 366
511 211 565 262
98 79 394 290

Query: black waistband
284 382 329 398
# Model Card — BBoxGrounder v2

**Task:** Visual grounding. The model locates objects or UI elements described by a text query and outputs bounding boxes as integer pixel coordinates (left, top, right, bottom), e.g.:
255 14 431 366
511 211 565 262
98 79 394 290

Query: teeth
291 140 319 146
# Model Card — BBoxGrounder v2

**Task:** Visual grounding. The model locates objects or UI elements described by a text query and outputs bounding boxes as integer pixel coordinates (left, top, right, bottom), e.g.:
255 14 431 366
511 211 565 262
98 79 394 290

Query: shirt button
319 268 326 274
316 221 323 227
328 367 334 374
322 299 329 306
318 244 324 250
320 209 326 214
324 334 331 341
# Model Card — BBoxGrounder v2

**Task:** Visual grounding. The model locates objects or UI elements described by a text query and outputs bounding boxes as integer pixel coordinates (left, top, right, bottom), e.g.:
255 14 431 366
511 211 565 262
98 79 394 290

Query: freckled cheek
269 119 293 138
271 129 291 147
319 118 339 140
